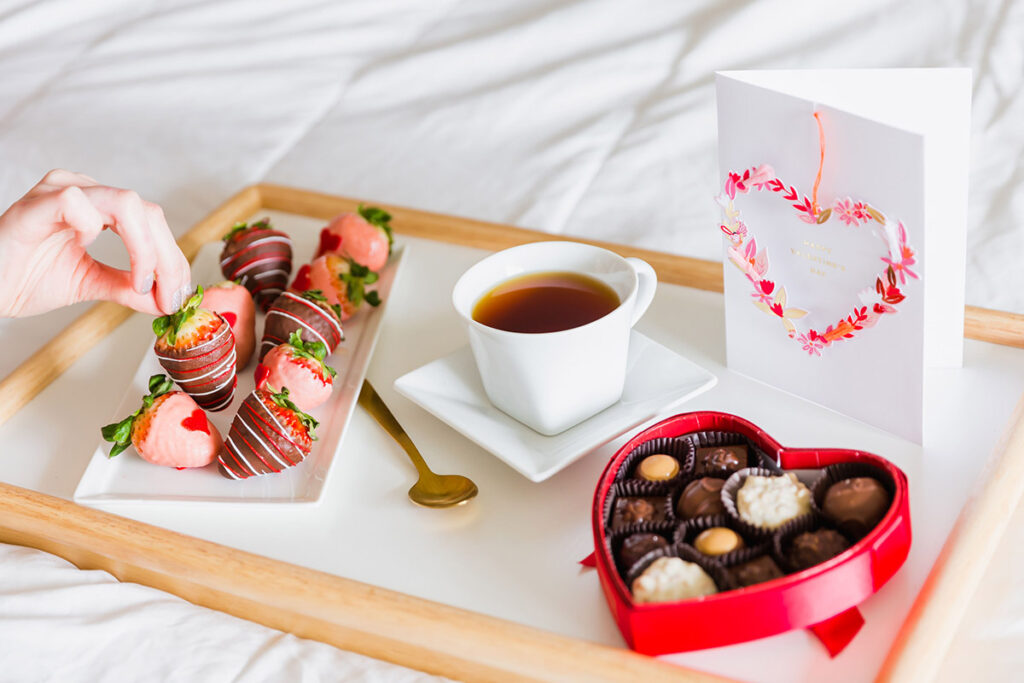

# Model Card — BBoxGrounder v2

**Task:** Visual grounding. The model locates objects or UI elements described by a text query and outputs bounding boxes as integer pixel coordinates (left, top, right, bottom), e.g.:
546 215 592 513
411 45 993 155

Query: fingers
76 259 164 316
143 201 191 314
11 185 106 243
77 186 158 299
24 169 99 199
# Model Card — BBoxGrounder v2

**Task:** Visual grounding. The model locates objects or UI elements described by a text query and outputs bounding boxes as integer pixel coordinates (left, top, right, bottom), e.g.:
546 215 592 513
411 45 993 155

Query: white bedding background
0 0 1022 680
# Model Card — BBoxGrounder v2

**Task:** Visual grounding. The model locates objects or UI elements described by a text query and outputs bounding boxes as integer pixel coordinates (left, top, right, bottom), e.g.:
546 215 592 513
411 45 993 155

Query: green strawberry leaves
338 260 381 309
222 218 273 243
153 286 205 346
100 374 177 458
268 387 319 438
358 203 393 253
286 330 337 378
302 289 344 320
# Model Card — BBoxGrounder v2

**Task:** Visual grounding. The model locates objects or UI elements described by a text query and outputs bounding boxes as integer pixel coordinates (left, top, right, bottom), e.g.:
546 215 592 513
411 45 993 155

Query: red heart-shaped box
591 411 911 655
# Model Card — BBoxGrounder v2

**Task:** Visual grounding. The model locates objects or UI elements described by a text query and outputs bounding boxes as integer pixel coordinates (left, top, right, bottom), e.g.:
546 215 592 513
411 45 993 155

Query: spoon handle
358 380 435 479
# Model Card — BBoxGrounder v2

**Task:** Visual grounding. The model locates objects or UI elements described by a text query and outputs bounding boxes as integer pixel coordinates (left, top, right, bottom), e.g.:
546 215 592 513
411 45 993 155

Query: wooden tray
0 183 1022 682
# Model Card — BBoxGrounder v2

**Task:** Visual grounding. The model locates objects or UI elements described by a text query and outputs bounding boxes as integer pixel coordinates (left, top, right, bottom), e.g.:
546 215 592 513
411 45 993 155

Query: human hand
0 170 191 318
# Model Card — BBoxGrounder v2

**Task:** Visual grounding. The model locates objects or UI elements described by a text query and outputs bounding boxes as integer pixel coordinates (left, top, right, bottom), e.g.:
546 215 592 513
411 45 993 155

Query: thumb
77 258 163 316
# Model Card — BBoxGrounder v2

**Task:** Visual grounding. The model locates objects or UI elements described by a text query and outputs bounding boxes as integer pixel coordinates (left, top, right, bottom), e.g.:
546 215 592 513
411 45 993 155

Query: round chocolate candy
631 557 717 604
736 473 812 529
693 527 744 556
728 555 784 588
786 529 850 571
619 533 668 569
635 454 680 482
822 477 890 538
677 477 726 519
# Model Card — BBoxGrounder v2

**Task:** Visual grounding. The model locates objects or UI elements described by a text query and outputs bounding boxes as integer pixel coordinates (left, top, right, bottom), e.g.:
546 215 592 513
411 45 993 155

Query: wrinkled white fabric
0 0 1021 680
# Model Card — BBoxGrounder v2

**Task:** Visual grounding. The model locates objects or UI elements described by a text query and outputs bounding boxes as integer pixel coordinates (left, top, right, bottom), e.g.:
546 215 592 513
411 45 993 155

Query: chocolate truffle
736 473 812 529
631 557 717 604
677 477 726 519
786 529 850 571
611 497 668 530
823 477 890 538
619 533 669 569
694 527 744 557
696 445 748 476
728 555 784 588
634 454 680 482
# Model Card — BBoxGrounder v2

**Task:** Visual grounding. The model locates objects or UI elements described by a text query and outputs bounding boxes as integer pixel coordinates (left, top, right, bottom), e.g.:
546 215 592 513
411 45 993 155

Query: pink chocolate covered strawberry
218 387 318 479
101 374 222 468
306 253 381 321
220 218 293 311
261 289 344 360
153 287 237 411
257 330 336 411
314 203 393 272
202 280 255 369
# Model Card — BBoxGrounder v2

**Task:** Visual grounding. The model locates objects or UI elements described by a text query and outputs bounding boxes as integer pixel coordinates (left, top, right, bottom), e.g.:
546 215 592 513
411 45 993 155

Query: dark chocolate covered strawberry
218 387 318 479
257 330 336 411
153 287 237 411
260 289 344 360
314 203 393 271
219 218 293 311
101 374 222 468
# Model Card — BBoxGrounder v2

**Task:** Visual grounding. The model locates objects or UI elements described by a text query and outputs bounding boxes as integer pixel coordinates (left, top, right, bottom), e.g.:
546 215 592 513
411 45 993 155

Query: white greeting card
715 69 970 443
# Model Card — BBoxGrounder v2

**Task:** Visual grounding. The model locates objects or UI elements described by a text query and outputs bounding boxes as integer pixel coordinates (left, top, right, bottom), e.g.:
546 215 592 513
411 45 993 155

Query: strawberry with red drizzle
314 203 393 272
101 374 222 468
218 387 318 479
257 330 336 411
219 218 293 311
201 280 255 369
307 253 381 320
153 286 237 411
261 289 344 361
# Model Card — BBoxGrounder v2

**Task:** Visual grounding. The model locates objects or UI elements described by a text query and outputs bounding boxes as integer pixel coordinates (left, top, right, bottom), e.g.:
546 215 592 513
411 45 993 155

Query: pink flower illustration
880 221 919 284
749 278 775 305
834 198 869 226
797 332 825 357
728 238 767 280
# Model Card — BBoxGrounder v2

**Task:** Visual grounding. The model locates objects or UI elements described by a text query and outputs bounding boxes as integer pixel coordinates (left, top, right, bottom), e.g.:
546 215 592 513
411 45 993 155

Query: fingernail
170 285 190 311
138 274 154 295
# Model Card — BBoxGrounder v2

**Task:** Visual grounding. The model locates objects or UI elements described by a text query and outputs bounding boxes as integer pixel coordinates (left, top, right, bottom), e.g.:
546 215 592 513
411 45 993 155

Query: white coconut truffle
736 473 812 529
631 557 717 604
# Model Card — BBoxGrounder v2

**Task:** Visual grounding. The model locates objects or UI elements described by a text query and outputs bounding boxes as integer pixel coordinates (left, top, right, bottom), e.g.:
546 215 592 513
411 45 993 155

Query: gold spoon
358 380 478 508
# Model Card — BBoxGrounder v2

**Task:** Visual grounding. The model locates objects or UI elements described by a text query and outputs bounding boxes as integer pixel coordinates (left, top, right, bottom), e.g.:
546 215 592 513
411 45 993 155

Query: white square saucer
393 331 716 482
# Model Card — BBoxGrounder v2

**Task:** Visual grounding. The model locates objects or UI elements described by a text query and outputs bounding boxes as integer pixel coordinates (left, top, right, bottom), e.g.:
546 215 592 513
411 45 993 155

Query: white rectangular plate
394 331 717 482
74 236 406 504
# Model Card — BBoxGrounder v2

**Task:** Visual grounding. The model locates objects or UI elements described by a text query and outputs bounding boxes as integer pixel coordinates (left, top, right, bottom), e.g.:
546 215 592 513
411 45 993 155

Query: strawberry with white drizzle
314 203 393 272
218 387 318 479
219 218 293 311
201 280 255 369
153 286 237 411
261 289 344 361
306 253 381 321
101 374 222 468
257 330 336 411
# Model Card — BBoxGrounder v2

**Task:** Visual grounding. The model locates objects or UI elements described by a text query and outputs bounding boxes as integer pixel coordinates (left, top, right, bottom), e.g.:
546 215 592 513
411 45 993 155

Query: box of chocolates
590 411 911 655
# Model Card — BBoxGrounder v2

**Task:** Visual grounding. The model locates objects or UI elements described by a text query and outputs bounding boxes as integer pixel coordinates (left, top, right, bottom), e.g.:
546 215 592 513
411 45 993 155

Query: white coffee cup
452 241 657 436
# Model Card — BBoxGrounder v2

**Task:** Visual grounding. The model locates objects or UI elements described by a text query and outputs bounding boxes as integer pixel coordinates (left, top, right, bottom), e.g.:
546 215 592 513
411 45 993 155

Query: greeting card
715 69 971 442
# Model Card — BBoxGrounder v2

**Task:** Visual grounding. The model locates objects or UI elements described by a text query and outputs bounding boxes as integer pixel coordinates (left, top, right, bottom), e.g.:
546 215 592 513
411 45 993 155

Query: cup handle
625 257 657 327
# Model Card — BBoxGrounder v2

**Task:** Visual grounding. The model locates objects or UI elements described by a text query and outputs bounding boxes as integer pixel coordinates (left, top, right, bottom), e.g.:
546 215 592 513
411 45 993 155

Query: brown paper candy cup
810 462 895 540
607 521 677 579
624 543 733 598
603 481 674 531
615 437 695 490
674 514 770 567
772 514 850 574
683 430 781 473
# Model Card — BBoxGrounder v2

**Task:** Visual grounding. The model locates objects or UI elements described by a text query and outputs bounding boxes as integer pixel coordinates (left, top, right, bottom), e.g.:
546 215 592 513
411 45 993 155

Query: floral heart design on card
716 163 919 357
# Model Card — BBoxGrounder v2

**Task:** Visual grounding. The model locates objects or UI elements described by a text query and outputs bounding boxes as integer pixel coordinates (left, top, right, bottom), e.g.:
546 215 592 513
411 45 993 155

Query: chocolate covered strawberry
218 387 318 479
261 289 344 360
202 280 255 369
153 287 237 411
101 374 222 468
257 330 336 411
307 253 381 320
219 218 293 311
314 203 393 272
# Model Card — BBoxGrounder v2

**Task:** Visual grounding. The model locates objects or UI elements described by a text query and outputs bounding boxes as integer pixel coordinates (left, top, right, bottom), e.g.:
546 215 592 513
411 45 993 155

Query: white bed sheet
0 0 1021 680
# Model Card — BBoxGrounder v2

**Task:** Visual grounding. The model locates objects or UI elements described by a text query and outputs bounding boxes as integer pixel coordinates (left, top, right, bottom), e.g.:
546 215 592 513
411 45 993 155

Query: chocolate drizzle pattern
154 316 236 411
260 291 345 360
220 224 294 311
